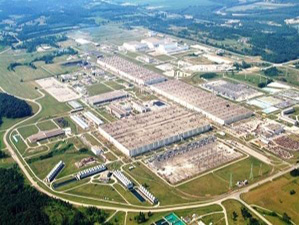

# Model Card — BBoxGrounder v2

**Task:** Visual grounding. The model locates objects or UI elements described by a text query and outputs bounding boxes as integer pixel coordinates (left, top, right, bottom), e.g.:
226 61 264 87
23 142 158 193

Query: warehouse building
98 106 211 157
70 115 89 130
151 80 252 125
97 56 167 86
106 103 131 119
122 41 149 52
45 160 65 183
76 164 107 180
87 90 128 106
138 185 158 204
113 170 133 189
28 128 65 143
68 100 84 112
83 111 103 126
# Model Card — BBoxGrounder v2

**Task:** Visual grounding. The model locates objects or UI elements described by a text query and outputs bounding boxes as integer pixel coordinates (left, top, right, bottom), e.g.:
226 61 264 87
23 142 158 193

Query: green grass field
36 120 59 131
0 149 15 169
0 131 5 149
0 50 51 99
222 199 265 225
35 92 71 121
11 131 27 155
104 80 125 90
242 173 299 224
201 213 225 225
226 73 268 87
109 211 126 225
87 83 113 96
18 125 39 140
67 183 127 203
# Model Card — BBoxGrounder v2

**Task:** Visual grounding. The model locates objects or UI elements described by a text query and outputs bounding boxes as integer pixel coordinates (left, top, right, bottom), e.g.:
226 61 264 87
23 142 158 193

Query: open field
104 80 125 90
67 183 127 203
0 131 6 149
222 199 265 225
18 125 39 140
87 82 113 96
109 211 126 225
226 73 268 87
11 131 27 155
0 50 52 99
242 173 299 224
202 213 225 225
0 149 15 169
35 92 71 121
36 120 59 131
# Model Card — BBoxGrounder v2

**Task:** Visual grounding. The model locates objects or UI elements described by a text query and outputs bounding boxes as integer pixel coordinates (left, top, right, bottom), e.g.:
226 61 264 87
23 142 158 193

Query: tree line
0 166 113 225
0 93 32 126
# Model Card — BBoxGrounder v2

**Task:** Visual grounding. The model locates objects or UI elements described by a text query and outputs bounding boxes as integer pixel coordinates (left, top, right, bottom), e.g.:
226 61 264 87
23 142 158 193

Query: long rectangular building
28 128 65 143
87 90 128 106
97 56 167 85
98 106 211 156
151 80 252 125
46 160 65 183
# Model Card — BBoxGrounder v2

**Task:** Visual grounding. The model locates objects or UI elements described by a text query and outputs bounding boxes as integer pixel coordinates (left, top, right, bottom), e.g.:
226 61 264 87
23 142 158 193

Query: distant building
106 103 131 119
91 146 103 156
87 90 128 106
83 111 103 126
28 129 65 143
45 161 65 183
76 164 107 180
68 100 84 112
122 41 149 52
70 115 89 130
113 170 133 189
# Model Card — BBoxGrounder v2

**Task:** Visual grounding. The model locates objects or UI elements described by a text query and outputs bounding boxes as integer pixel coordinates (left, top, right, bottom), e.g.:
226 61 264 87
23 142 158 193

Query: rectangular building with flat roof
87 90 128 106
98 106 211 157
28 129 65 143
151 80 252 125
97 56 167 86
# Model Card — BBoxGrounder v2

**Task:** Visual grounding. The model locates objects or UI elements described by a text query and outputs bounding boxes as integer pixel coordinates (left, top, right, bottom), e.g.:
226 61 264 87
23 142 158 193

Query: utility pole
249 163 254 180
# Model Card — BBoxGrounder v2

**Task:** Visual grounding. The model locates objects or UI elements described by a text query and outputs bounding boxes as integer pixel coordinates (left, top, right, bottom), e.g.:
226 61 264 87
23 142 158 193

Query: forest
0 166 112 225
0 93 32 125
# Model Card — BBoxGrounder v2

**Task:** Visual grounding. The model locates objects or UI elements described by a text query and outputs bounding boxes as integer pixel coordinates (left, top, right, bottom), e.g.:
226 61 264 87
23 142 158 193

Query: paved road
2 88 298 225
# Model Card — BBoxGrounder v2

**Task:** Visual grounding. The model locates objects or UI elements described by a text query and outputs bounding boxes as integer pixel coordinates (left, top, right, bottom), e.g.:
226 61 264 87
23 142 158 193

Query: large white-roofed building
98 105 211 157
122 41 149 52
97 56 166 86
151 80 252 125
86 90 128 106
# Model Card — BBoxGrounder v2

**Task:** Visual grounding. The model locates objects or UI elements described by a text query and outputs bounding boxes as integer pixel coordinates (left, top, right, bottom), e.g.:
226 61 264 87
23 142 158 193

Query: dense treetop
0 93 32 125
0 166 112 225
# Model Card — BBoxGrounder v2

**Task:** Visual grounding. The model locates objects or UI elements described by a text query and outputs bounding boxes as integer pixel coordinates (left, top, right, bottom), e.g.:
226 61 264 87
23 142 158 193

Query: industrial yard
1 14 299 225
148 136 242 184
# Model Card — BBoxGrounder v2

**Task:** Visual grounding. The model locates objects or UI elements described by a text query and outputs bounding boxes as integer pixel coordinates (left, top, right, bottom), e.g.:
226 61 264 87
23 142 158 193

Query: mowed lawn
18 125 39 139
87 83 113 96
67 183 127 203
242 173 299 224
0 50 52 99
0 131 6 149
35 92 71 121
36 120 59 131
222 199 265 225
